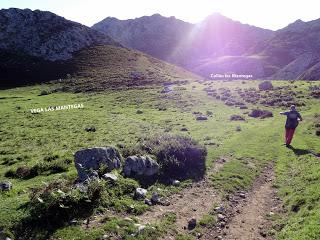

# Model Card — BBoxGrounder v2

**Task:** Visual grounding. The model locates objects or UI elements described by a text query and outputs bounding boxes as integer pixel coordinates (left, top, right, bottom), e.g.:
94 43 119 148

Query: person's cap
290 105 296 110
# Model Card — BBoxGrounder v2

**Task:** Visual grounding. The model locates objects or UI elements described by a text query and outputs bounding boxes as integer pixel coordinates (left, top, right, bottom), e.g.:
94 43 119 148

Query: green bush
142 134 207 180
25 179 103 229
5 159 70 179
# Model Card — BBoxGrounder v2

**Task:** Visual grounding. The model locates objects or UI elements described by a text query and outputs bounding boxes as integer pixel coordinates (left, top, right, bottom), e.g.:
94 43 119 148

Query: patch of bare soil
81 156 230 235
202 163 282 240
136 156 231 237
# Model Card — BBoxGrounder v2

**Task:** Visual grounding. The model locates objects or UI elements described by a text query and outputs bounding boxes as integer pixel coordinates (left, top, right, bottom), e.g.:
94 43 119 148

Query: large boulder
74 147 121 181
123 156 159 177
258 81 273 91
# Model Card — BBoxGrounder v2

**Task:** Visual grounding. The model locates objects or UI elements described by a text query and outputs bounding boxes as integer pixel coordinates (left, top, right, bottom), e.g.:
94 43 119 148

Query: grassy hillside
60 45 200 91
1 44 199 89
0 80 319 239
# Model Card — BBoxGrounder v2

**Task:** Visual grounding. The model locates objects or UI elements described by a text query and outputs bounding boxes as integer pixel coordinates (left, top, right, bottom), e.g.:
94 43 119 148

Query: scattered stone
135 188 148 200
236 126 242 132
230 115 245 121
84 126 96 132
219 221 226 228
181 127 188 132
124 217 133 222
214 206 225 214
70 219 78 225
196 115 208 121
0 181 12 191
258 81 273 91
206 110 213 116
134 224 146 234
217 214 226 221
102 234 109 240
160 198 171 206
74 147 121 182
144 199 152 206
151 192 160 204
196 232 203 238
239 193 246 198
123 156 159 177
187 217 197 230
136 110 143 114
89 170 99 179
259 231 267 237
0 230 12 240
172 179 181 186
102 173 118 182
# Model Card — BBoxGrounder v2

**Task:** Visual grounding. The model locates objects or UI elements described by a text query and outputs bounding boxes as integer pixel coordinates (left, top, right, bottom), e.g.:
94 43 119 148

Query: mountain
92 13 274 77
0 8 118 61
0 8 118 87
247 18 320 80
93 13 320 80
92 14 193 64
0 8 197 88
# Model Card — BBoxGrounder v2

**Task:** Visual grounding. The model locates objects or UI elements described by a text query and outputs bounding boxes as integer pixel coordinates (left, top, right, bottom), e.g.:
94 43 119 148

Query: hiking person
280 105 302 147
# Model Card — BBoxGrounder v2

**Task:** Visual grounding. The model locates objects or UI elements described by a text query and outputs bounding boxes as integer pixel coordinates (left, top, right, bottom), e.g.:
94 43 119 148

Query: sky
1 0 320 30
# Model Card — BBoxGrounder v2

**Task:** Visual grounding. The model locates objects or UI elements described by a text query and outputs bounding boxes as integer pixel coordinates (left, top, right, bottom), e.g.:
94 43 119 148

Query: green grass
1 80 320 239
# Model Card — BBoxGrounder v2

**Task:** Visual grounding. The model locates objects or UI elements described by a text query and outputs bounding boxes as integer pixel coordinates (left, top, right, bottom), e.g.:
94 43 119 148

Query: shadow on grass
133 164 207 188
15 200 96 240
287 145 319 157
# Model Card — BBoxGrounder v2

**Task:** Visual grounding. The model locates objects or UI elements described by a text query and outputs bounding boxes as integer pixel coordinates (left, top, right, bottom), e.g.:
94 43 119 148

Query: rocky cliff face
0 8 118 61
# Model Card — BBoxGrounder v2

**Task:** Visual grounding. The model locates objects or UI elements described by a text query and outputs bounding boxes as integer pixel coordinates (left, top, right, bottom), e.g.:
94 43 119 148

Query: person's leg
285 128 290 144
287 128 296 145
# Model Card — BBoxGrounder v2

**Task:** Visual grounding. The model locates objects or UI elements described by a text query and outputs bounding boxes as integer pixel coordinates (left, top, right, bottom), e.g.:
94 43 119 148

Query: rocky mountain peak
0 8 118 61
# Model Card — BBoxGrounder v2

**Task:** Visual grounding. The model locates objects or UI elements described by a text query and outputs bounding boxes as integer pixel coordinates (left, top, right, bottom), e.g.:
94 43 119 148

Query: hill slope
60 45 200 92
0 9 198 89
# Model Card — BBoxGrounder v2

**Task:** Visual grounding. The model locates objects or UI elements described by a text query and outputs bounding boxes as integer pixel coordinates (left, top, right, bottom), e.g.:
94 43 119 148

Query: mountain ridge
93 13 320 80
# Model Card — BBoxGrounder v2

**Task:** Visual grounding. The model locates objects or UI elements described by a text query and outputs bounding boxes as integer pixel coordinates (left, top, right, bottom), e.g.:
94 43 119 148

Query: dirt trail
203 163 282 240
225 164 278 240
136 157 230 235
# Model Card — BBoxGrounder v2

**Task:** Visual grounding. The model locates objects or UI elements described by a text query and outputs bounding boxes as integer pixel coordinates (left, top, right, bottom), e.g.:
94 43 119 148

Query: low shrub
5 159 70 179
142 134 207 180
38 90 50 96
249 109 273 119
26 179 102 229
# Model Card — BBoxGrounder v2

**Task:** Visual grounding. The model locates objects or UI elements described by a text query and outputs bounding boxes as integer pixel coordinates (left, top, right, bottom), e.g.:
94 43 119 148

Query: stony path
224 164 278 240
136 157 230 236
202 163 282 240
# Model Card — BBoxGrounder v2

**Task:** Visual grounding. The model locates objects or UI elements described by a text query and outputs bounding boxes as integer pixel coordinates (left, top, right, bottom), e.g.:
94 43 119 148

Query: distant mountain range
93 13 320 80
0 8 320 88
